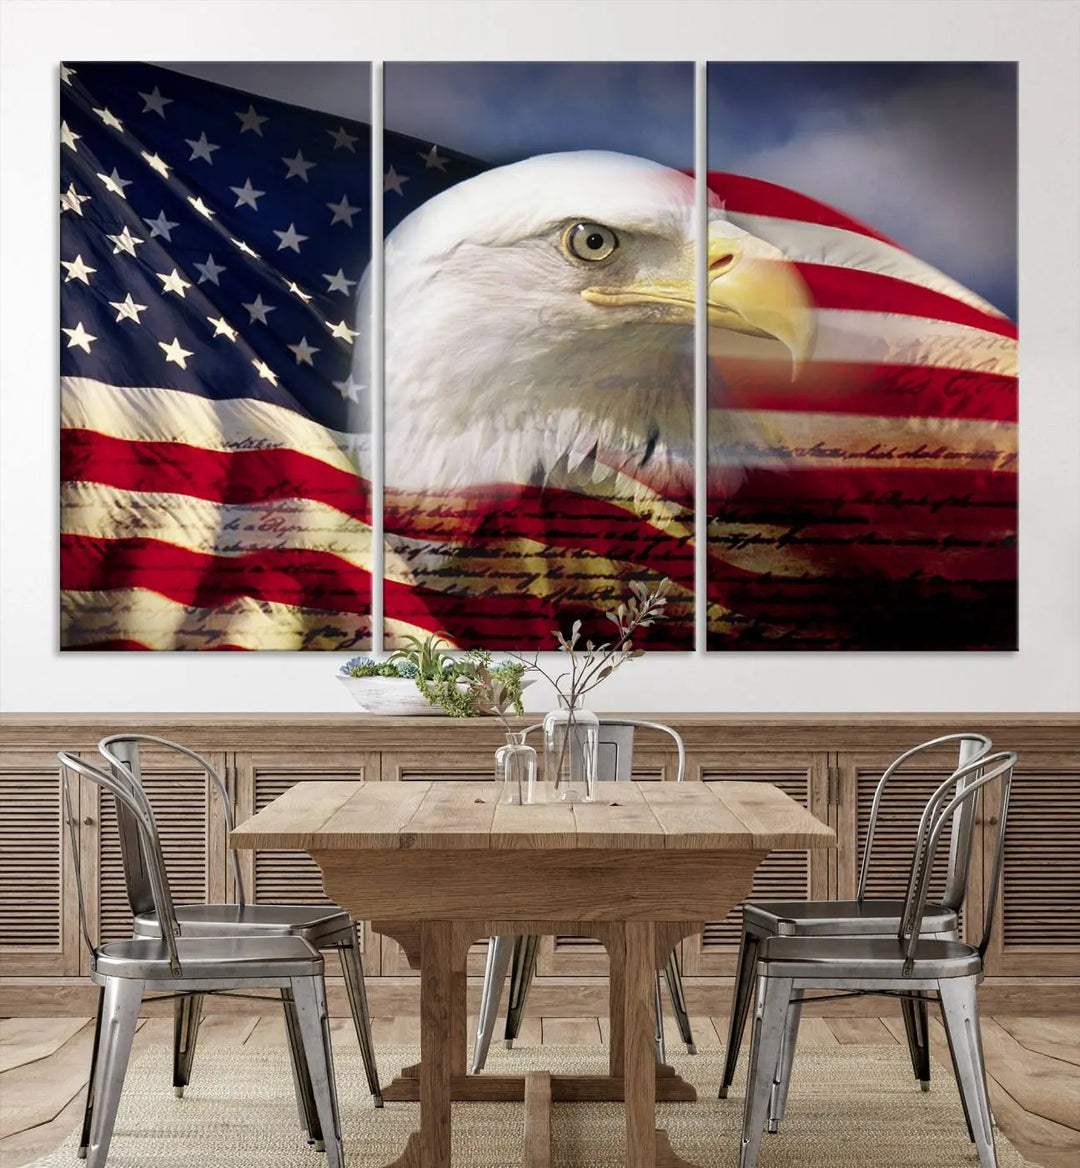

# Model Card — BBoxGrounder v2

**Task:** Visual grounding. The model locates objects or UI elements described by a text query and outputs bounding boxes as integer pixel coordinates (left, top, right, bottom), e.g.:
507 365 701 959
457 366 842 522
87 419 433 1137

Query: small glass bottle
495 730 538 806
542 696 599 802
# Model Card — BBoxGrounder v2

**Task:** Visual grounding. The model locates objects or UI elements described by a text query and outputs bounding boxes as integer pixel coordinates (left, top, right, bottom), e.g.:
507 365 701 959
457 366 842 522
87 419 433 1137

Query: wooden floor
1 1014 1077 1168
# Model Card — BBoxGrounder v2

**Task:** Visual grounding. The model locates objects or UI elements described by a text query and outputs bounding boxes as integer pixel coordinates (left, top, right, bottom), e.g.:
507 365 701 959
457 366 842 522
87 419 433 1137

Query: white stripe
61 481 376 567
711 408 1017 471
812 310 1017 375
60 588 371 651
726 213 1008 318
382 527 697 594
60 377 363 474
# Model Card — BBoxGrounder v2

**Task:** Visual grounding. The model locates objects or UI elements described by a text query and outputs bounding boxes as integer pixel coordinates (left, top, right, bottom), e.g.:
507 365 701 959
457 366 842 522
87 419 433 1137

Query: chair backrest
523 718 685 782
57 751 183 975
898 750 1017 966
98 735 246 911
858 732 992 910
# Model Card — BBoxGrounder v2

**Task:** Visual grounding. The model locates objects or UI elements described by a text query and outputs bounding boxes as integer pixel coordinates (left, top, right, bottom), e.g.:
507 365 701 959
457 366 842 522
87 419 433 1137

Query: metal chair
77 734 380 1158
58 751 345 1168
719 732 992 1101
739 750 1016 1168
471 719 694 1073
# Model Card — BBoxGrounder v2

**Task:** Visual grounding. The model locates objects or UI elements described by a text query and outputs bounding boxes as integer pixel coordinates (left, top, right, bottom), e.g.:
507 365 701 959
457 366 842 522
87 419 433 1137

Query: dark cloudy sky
709 62 1017 319
384 61 694 169
169 60 1017 319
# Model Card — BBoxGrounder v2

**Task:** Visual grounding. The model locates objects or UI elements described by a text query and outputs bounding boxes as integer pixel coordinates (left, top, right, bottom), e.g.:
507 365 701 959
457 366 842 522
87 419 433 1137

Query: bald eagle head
356 150 814 493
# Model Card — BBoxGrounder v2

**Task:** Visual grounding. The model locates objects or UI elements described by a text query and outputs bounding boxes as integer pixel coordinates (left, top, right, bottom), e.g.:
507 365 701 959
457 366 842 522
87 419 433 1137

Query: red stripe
708 172 901 247
709 359 1017 422
61 431 370 523
58 534 690 649
60 534 372 612
384 579 693 651
794 263 1016 340
384 485 695 588
61 432 695 589
707 465 1016 582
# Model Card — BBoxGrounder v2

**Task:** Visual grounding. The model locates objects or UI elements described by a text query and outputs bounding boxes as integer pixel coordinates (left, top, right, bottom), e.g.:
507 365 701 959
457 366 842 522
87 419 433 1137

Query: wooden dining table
230 777 834 1168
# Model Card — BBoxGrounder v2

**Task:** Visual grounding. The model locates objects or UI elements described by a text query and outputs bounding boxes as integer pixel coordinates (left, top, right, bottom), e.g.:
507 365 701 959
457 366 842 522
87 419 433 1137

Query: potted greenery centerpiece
337 634 530 716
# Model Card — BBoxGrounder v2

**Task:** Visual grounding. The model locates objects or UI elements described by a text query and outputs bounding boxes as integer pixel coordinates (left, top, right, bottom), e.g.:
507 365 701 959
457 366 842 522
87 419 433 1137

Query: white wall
2 0 1077 713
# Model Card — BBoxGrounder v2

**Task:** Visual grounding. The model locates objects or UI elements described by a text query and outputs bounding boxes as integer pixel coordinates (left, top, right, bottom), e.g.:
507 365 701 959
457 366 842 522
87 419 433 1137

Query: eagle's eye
564 222 618 263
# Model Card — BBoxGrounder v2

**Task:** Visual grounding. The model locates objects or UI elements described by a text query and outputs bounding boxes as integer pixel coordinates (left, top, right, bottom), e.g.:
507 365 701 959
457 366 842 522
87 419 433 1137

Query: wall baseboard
2 976 1076 1017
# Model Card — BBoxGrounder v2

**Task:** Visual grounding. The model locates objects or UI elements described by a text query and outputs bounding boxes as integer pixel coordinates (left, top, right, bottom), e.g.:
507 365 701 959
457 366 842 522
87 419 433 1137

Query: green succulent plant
342 635 528 718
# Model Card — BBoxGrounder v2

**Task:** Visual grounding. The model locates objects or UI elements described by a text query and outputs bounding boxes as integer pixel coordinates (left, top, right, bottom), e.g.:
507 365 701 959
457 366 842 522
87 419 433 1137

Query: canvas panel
704 62 1018 650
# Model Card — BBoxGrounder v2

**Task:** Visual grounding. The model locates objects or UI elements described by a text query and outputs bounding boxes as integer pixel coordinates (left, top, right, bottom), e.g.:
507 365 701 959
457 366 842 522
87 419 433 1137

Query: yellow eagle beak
580 220 816 377
707 223 816 375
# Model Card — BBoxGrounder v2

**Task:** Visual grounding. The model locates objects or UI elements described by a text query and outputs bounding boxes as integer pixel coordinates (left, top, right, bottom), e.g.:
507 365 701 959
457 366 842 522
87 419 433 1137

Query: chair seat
95 935 324 980
745 898 957 937
758 935 983 980
133 903 352 943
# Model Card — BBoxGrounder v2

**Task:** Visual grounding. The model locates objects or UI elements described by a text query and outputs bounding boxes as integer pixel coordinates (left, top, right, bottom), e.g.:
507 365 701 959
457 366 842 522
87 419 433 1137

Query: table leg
624 920 657 1168
383 919 463 1168
623 921 704 1168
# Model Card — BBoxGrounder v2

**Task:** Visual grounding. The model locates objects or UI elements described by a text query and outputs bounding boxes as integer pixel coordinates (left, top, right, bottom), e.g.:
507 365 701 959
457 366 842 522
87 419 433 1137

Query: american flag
61 62 1016 652
60 61 479 651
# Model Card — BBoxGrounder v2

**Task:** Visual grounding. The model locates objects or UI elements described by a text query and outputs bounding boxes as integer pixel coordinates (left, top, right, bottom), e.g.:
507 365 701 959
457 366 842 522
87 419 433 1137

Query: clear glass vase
542 696 599 802
495 730 537 806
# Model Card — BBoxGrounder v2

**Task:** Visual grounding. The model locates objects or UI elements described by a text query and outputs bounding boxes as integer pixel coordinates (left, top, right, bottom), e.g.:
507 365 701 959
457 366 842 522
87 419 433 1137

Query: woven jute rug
31 1042 1029 1167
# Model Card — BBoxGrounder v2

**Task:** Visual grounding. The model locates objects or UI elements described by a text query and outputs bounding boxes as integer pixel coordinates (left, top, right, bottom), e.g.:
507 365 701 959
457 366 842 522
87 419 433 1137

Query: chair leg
77 985 106 1158
654 973 666 1064
471 935 514 1073
739 975 793 1168
767 990 803 1132
282 987 321 1146
503 934 540 1048
938 995 976 1143
291 976 344 1168
338 926 383 1106
939 978 997 1168
85 977 143 1168
172 993 203 1097
720 927 761 1098
900 991 932 1091
663 949 696 1054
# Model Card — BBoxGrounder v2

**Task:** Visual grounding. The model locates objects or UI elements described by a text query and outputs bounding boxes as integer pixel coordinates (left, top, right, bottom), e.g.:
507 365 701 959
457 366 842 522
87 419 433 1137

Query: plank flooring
1 1014 1076 1168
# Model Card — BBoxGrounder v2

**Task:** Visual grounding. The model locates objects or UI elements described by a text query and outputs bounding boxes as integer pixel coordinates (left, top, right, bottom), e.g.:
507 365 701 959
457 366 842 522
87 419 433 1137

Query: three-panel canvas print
60 61 1018 652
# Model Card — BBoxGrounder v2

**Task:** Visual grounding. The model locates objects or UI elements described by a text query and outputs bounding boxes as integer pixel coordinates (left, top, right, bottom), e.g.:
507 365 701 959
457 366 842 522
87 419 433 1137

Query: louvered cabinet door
536 758 674 979
381 750 496 976
980 752 1080 976
0 752 82 975
835 747 980 944
680 751 829 975
235 751 381 973
82 747 229 972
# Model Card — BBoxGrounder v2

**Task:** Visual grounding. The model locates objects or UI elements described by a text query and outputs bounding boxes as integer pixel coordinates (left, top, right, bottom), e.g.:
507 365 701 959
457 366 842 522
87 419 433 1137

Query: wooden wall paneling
680 750 829 975
982 751 1080 977
382 749 498 784
234 750 381 972
2 715 1078 1011
0 751 82 976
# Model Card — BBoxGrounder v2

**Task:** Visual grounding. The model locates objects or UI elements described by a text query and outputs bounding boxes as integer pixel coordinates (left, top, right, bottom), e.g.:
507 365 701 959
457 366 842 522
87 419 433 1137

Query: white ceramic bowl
337 675 444 715
337 674 533 716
